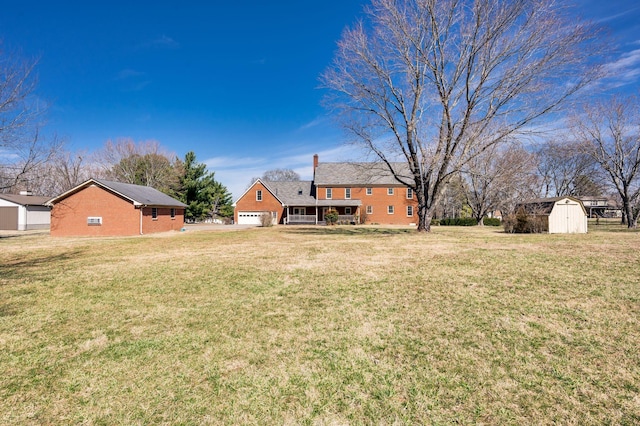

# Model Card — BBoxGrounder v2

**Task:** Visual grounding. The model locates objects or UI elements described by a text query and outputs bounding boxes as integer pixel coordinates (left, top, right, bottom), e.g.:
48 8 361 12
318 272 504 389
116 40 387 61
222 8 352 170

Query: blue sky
1 1 639 199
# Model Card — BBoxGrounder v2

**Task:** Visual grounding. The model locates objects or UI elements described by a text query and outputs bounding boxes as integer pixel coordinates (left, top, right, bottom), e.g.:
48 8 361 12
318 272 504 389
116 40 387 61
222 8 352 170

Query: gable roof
314 162 412 186
262 180 316 206
0 193 50 206
46 178 187 208
517 196 586 215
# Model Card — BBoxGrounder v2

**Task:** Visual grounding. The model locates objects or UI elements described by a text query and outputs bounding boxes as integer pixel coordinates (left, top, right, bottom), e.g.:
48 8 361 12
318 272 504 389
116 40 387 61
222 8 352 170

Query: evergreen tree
177 151 233 221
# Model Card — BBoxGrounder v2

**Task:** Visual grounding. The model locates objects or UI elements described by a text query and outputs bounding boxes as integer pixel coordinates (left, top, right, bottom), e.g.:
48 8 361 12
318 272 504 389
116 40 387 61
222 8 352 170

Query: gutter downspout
140 205 146 235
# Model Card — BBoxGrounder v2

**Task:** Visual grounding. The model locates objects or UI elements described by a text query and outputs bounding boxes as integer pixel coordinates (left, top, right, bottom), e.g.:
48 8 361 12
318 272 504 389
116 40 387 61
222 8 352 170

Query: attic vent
87 217 102 225
298 189 303 195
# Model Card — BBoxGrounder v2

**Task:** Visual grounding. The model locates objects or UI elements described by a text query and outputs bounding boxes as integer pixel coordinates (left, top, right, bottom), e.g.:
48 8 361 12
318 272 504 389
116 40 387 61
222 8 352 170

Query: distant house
234 155 419 226
46 179 187 237
0 192 51 231
516 196 588 234
577 196 621 218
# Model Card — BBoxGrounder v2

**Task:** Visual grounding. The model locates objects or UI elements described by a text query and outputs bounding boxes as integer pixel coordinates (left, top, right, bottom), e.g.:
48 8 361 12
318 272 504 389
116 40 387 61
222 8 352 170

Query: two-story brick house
234 155 419 226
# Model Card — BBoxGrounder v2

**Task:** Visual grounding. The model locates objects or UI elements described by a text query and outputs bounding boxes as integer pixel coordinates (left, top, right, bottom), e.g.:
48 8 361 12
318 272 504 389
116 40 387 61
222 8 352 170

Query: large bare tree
0 49 60 192
322 0 603 231
536 139 600 198
573 96 640 228
464 143 538 225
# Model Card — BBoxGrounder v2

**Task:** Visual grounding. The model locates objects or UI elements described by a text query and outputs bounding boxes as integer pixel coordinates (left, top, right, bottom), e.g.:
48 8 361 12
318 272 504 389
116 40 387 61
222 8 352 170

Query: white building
0 192 51 231
517 196 588 234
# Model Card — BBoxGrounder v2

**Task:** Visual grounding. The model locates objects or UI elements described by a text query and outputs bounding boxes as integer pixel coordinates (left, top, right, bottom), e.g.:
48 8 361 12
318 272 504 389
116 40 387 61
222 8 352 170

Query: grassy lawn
1 222 639 424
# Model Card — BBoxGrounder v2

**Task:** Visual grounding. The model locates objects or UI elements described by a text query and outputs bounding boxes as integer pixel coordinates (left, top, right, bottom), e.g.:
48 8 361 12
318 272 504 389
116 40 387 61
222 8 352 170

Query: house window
366 205 373 214
407 188 413 199
152 208 158 219
256 190 262 201
366 188 372 195
407 205 414 217
326 188 332 199
87 216 102 226
345 207 352 215
293 207 306 215
170 208 176 219
388 188 394 195
388 205 394 214
345 188 351 199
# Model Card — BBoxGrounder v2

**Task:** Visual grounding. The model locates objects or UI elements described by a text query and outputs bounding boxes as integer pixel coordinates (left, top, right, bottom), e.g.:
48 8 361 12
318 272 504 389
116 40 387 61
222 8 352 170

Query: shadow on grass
283 226 415 236
0 249 86 283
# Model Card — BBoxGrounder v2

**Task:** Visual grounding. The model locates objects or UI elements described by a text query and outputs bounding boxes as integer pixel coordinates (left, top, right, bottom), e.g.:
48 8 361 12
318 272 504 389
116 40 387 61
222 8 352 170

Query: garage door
0 206 19 230
237 211 265 225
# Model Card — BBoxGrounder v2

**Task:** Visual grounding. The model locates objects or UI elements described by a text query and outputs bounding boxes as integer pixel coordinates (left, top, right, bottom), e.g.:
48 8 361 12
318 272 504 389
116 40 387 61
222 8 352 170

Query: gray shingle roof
47 178 187 208
314 162 412 186
262 180 316 206
0 193 50 206
93 179 187 207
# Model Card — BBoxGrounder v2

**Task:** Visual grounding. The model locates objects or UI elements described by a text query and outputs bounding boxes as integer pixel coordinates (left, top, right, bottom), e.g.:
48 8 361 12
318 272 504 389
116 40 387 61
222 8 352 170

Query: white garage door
237 212 265 225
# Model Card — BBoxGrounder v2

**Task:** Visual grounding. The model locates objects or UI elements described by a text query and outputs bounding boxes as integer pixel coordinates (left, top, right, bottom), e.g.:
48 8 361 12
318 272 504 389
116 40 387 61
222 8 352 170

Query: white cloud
205 145 359 201
602 48 640 88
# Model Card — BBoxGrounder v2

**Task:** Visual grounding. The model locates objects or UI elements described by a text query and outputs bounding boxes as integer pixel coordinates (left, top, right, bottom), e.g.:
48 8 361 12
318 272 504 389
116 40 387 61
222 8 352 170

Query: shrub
431 219 440 226
503 209 548 233
483 217 501 226
325 209 339 225
439 217 477 226
260 212 274 227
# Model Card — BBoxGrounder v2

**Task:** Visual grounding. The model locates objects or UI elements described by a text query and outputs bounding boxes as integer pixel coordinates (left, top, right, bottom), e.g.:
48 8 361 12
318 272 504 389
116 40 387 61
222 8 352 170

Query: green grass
1 223 639 424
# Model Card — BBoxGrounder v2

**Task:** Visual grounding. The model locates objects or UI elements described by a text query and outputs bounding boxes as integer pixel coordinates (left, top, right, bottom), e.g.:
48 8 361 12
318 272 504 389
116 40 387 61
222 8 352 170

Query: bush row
434 217 502 227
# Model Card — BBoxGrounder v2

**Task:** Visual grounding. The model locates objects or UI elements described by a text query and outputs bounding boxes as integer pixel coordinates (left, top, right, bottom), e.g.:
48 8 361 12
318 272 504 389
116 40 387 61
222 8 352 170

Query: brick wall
318 185 418 225
141 207 185 234
234 181 284 223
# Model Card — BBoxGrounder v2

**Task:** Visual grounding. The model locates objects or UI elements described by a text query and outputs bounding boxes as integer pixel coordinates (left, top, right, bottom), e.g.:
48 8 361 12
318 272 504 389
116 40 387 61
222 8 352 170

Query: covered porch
283 200 362 225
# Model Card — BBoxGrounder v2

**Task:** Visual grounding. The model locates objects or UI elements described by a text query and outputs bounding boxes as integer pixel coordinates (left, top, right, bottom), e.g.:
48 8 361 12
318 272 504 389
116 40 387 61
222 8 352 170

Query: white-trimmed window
256 190 262 201
345 207 352 215
388 205 394 214
152 208 158 219
366 205 373 214
388 188 394 195
326 188 332 199
407 205 414 217
366 187 372 195
170 208 176 219
345 188 351 199
87 216 102 226
407 188 413 199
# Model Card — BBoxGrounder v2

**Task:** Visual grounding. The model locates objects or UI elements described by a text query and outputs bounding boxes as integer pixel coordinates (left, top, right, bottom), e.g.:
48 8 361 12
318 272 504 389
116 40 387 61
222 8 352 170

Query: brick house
234 155 419 225
46 178 187 237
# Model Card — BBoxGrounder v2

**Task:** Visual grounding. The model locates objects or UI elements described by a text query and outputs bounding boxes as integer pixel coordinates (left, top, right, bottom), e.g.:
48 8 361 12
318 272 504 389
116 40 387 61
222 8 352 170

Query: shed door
0 207 19 230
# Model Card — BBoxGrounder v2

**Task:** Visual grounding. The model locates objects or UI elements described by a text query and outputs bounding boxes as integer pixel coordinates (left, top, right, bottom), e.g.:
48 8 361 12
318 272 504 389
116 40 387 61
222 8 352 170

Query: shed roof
46 178 187 208
517 196 585 215
0 193 50 206
314 162 412 186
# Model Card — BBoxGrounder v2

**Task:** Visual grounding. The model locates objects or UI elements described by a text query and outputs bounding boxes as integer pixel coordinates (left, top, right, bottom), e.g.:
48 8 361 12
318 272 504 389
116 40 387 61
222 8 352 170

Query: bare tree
23 149 95 196
536 139 599 197
0 49 60 192
322 0 603 232
464 143 538 225
573 96 640 228
96 138 180 193
247 168 300 189
262 168 300 182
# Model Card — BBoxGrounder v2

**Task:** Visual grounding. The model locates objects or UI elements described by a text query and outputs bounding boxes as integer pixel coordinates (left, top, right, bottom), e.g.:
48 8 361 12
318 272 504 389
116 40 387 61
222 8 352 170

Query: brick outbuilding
46 179 187 237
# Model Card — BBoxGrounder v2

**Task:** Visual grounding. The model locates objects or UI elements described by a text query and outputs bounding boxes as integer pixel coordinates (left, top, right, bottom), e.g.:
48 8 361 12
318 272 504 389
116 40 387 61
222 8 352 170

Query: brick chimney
313 154 319 177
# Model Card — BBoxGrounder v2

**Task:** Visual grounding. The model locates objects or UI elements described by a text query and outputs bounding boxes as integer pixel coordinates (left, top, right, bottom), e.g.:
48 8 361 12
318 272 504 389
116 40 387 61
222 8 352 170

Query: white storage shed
517 196 588 234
